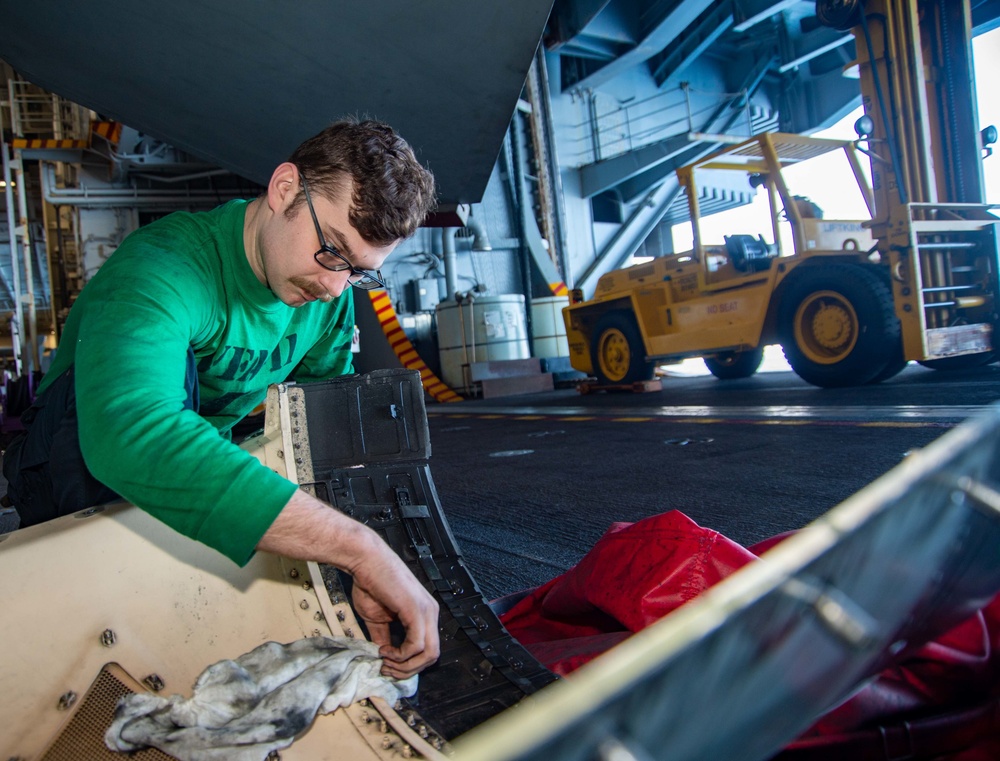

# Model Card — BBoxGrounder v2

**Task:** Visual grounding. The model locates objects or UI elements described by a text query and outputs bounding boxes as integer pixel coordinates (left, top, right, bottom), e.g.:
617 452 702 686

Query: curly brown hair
287 117 436 245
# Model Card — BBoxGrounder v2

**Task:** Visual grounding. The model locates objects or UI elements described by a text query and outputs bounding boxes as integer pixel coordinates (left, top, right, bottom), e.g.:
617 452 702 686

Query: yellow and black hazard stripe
367 291 462 403
91 121 123 146
548 281 569 297
10 137 88 150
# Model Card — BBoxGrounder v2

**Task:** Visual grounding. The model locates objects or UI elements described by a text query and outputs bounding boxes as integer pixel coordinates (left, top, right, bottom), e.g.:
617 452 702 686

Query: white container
530 295 570 358
436 295 529 390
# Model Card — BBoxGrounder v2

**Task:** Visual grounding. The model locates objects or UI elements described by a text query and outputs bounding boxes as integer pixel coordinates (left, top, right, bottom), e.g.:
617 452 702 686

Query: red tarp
499 511 1000 759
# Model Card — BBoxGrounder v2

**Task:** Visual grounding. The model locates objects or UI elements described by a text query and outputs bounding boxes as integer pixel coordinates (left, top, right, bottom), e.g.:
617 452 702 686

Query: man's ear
266 162 300 213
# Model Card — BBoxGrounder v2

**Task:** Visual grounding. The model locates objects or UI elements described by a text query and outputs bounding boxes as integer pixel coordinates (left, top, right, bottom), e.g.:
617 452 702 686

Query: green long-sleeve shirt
42 200 355 565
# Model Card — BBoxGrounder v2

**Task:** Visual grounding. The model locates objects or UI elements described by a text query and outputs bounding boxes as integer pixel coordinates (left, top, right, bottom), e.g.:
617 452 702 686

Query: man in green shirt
3 118 440 678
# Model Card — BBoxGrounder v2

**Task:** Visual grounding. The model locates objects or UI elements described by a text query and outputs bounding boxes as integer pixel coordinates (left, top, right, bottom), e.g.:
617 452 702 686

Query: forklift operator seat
725 234 776 273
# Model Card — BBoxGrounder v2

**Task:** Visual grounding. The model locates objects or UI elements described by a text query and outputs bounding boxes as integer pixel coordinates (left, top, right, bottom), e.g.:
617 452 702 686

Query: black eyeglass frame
300 175 386 290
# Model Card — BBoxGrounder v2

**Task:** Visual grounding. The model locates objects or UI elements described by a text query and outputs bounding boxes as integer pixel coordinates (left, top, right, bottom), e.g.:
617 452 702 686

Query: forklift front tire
779 264 899 388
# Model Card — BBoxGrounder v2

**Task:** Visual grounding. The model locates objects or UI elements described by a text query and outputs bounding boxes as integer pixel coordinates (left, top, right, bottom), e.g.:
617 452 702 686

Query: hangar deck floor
2 361 997 603
425 362 1000 600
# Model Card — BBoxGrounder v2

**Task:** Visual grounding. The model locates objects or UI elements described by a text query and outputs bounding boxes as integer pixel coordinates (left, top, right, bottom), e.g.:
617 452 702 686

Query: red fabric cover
499 511 1000 758
500 510 756 675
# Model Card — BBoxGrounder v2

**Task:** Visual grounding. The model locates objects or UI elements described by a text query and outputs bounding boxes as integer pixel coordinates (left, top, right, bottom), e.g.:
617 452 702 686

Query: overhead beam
557 35 624 62
972 0 1000 33
567 0 715 91
616 142 711 203
545 0 615 51
579 133 694 198
651 6 734 89
778 33 854 73
576 179 684 290
733 0 803 33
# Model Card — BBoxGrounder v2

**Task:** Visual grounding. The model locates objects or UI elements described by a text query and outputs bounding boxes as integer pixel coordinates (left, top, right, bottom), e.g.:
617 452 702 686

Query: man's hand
348 540 440 678
257 489 441 678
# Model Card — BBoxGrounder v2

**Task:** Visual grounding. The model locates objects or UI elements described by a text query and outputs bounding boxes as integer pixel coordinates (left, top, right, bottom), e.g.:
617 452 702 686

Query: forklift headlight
854 114 875 139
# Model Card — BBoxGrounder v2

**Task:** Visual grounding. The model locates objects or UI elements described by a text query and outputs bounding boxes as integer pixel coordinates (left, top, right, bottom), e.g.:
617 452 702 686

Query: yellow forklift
563 0 1000 388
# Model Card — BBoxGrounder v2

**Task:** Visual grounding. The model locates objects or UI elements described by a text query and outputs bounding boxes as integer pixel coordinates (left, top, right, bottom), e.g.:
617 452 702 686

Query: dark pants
2 348 200 527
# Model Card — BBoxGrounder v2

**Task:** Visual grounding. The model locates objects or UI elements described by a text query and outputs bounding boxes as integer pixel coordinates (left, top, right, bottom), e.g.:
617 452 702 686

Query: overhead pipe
133 169 232 184
440 216 493 302
441 227 458 301
464 216 492 252
40 163 245 208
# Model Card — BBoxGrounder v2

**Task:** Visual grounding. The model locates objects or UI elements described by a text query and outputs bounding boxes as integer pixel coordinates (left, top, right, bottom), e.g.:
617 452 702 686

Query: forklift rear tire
591 312 654 385
779 264 899 388
867 353 908 384
704 347 765 380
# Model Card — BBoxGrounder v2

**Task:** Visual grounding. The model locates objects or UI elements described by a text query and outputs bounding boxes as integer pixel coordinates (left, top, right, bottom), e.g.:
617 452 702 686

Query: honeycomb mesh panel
39 663 174 760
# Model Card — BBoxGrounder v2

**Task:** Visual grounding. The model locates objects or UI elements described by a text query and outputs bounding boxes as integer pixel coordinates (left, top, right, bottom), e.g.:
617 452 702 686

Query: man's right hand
256 489 441 677
347 535 440 678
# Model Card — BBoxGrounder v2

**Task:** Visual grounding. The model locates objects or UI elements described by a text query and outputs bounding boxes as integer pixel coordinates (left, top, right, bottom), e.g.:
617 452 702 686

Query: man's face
261 183 397 307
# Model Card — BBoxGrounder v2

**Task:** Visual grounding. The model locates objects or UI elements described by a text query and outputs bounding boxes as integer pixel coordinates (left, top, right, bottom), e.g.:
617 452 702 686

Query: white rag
105 636 417 761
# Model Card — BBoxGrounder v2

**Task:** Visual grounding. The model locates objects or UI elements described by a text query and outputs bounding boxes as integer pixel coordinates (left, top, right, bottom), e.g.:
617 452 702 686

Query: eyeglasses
300 175 386 290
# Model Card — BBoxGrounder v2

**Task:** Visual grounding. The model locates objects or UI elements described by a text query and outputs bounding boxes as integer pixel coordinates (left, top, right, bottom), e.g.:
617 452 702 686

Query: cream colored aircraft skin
0 383 446 761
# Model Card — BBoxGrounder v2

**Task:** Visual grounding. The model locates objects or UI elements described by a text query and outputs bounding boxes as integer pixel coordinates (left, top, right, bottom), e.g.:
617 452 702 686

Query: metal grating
39 663 174 761
724 136 845 165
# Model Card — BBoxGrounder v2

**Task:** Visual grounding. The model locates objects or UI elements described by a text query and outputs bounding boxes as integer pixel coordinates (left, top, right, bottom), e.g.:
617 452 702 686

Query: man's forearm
256 488 376 572
256 488 441 678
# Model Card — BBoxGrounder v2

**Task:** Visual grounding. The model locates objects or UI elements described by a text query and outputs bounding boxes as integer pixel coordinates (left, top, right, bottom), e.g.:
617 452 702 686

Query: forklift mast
845 0 986 214
820 0 1000 361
